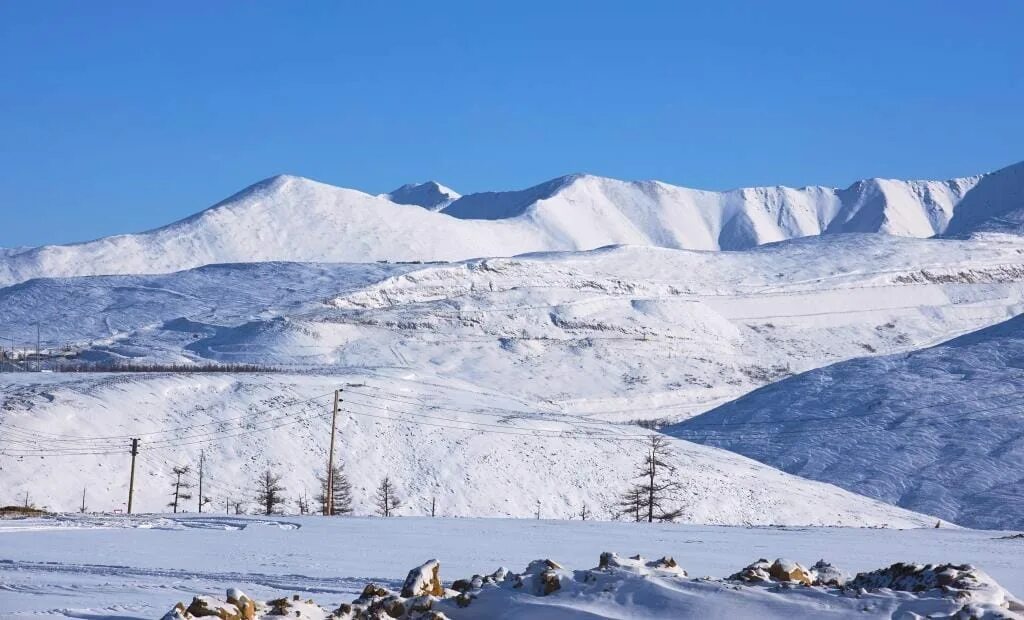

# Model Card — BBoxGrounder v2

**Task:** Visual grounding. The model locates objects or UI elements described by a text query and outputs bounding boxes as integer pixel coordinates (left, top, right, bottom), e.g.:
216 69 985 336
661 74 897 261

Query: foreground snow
1 515 1021 619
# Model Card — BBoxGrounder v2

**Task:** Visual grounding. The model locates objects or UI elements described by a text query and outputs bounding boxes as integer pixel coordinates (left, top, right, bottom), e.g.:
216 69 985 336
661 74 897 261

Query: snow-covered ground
4 234 1024 526
1 515 1020 619
669 312 1024 530
5 234 1024 423
2 160 1023 286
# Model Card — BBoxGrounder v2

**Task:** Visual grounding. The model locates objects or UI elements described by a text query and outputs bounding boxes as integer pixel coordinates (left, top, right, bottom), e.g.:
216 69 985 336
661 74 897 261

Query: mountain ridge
1 160 1022 287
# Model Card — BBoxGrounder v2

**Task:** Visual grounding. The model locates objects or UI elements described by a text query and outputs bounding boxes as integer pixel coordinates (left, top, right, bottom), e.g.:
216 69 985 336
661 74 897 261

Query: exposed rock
808 560 846 586
226 588 256 620
185 596 242 620
848 563 1024 617
401 559 444 598
449 579 472 593
161 602 189 620
728 558 773 583
360 583 391 599
768 559 812 585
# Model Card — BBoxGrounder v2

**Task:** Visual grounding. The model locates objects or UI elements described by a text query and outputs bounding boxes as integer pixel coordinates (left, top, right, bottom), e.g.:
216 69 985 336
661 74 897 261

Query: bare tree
616 436 684 523
233 500 246 515
255 468 286 515
375 476 401 517
579 503 589 521
614 486 645 522
168 466 193 514
535 499 542 520
297 490 310 515
316 464 354 516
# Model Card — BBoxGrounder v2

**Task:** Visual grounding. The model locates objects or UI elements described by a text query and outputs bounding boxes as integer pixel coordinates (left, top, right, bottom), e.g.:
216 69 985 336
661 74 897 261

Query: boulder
401 559 445 598
808 560 847 586
768 559 813 585
360 583 391 599
728 559 773 582
161 602 189 620
225 588 256 620
185 596 241 620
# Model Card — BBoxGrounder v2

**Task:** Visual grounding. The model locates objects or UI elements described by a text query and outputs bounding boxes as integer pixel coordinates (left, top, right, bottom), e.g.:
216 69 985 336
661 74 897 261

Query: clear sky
2 1 1022 247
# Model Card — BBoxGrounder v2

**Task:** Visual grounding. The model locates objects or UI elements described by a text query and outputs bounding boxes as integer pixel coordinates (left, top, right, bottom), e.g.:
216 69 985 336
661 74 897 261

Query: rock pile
161 553 1023 619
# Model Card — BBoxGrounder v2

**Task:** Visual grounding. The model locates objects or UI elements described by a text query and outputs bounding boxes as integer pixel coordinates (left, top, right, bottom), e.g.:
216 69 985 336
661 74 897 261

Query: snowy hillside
4 234 1024 422
1 161 1023 286
0 371 940 526
668 313 1024 530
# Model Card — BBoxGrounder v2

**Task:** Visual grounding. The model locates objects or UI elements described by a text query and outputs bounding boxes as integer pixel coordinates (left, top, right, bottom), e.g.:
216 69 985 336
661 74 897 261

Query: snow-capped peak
383 180 461 211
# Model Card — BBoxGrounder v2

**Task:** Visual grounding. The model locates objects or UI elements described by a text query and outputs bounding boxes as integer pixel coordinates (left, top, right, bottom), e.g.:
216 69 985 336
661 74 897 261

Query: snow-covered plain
1 515 1021 619
2 160 1023 286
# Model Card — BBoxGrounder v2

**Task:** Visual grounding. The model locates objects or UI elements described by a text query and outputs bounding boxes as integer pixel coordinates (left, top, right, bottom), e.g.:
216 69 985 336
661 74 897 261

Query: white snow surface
669 312 1024 530
5 234 1024 423
2 160 1023 286
0 371 939 526
1 515 1021 619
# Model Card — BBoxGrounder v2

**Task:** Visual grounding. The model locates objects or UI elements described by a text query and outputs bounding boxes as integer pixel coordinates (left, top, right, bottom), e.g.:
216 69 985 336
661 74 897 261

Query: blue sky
2 1 1022 246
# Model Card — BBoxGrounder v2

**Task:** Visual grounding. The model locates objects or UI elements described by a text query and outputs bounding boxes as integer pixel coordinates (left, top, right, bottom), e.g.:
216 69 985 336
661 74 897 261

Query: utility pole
225 497 230 514
35 323 40 372
127 438 139 515
80 487 87 513
431 497 436 517
325 389 341 515
198 450 205 513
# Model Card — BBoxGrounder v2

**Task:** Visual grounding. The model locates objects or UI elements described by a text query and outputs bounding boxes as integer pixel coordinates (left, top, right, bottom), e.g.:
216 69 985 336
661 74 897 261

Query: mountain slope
5 234 1024 423
667 314 1024 530
0 371 941 527
0 175 551 287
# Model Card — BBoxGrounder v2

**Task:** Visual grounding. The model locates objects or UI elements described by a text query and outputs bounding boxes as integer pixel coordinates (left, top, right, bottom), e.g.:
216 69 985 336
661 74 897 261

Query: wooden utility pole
325 389 341 515
198 450 205 513
431 497 436 517
80 487 87 513
647 445 655 523
127 438 139 514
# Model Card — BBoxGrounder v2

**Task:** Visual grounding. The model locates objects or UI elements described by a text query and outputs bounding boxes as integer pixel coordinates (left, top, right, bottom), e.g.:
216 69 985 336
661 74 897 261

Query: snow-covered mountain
382 180 461 210
667 313 1024 530
1 161 1023 287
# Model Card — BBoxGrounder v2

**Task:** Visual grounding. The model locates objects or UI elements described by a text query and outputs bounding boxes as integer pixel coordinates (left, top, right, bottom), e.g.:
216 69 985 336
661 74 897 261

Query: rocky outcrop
160 553 1023 619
